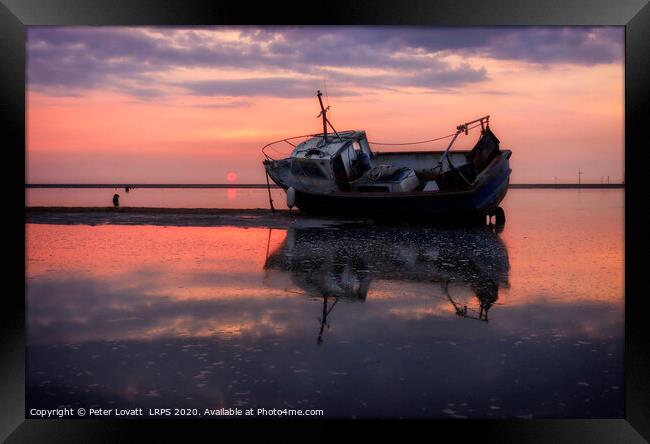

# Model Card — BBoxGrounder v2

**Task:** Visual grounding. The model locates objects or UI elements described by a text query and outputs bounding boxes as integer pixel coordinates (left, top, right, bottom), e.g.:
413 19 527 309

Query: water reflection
25 191 624 418
264 225 509 341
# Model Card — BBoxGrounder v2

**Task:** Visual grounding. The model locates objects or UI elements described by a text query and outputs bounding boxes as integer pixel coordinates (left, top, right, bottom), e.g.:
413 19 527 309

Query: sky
26 26 624 184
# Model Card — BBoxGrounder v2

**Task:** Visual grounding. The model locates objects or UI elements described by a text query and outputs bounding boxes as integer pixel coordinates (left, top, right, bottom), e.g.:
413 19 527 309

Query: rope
264 170 275 213
261 122 485 161
262 131 355 160
268 145 293 156
368 122 484 146
262 132 321 160
369 132 456 146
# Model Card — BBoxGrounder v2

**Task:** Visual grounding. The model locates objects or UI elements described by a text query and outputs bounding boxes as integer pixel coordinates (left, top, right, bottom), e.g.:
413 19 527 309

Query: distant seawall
508 184 624 189
26 183 625 189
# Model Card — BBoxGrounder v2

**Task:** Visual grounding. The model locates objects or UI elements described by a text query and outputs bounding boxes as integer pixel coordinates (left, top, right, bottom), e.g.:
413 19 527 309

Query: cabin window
291 160 328 179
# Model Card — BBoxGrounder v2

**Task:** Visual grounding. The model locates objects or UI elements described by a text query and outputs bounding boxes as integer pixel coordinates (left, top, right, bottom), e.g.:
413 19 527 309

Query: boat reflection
264 224 509 342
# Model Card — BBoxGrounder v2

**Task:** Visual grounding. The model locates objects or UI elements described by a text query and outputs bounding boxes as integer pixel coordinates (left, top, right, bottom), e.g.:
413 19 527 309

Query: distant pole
555 176 557 185
578 169 583 186
607 176 610 184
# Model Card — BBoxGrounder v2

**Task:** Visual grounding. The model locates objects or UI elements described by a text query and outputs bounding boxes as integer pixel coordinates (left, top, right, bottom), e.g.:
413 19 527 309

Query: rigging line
264 170 275 213
262 133 318 160
325 297 339 317
261 128 358 158
265 227 273 261
369 132 456 146
269 145 292 155
368 122 483 146
431 290 505 308
279 288 355 303
430 286 503 314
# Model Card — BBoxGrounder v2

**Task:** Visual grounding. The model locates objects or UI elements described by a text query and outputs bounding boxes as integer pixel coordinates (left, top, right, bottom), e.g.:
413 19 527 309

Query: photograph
24 25 626 421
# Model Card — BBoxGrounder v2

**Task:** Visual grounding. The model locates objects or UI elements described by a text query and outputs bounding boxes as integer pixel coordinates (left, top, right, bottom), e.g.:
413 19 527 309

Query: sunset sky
26 26 624 184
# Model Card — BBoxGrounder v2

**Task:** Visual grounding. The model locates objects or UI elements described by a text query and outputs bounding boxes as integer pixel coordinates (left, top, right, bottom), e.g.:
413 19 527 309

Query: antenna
315 90 341 143
316 90 328 142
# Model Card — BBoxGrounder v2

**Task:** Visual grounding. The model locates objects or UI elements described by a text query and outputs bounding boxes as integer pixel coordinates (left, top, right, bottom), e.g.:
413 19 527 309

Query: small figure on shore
113 193 120 208
125 186 130 193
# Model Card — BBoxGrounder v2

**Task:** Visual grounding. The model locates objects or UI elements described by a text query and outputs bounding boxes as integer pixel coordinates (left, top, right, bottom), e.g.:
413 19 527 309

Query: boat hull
290 153 511 220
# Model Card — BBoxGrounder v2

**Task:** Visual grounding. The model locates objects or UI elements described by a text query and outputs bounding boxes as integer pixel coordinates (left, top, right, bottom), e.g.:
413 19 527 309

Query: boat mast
316 90 329 142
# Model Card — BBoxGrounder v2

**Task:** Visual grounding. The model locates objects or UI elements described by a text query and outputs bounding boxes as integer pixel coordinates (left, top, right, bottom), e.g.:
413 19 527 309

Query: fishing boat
262 91 511 222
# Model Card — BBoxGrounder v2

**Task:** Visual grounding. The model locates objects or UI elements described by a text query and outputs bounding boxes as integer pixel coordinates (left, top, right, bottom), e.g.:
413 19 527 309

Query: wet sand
25 206 479 229
26 207 333 229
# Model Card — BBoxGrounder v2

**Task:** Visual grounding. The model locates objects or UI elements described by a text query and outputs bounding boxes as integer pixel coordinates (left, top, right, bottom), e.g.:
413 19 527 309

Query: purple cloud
27 26 623 100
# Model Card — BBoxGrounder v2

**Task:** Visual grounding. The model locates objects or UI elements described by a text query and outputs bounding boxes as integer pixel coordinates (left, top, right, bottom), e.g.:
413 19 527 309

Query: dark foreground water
26 190 624 418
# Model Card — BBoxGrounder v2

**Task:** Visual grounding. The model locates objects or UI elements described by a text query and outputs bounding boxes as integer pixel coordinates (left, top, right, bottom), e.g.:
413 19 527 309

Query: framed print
2 0 650 441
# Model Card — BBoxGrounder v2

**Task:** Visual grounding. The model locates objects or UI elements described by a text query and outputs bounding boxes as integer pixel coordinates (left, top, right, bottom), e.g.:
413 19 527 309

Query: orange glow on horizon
27 61 624 184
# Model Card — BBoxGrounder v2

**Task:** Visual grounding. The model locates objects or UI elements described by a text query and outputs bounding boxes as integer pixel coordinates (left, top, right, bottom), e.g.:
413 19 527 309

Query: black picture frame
3 0 649 441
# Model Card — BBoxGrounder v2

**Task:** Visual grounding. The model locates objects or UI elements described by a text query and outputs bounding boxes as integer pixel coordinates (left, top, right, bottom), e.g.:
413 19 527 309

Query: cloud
177 77 361 99
27 26 623 100
483 27 624 65
189 100 254 109
245 26 623 65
